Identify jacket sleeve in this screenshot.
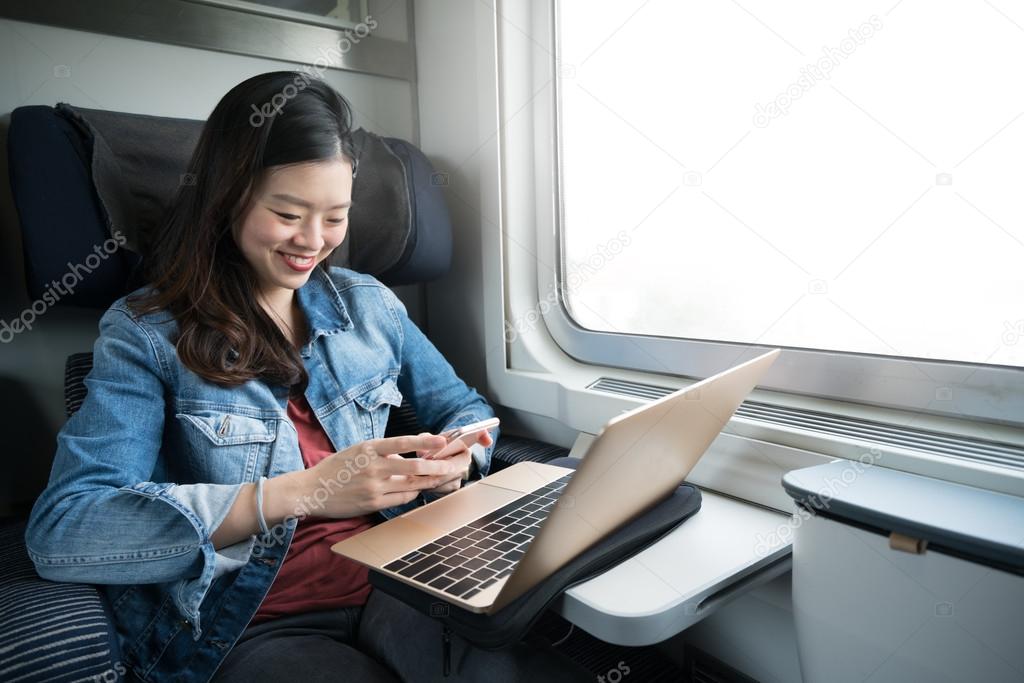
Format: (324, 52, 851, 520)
(382, 287, 499, 476)
(24, 305, 255, 638)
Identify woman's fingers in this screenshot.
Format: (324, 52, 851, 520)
(430, 479, 462, 494)
(382, 454, 456, 478)
(365, 434, 482, 501)
(416, 444, 447, 460)
(377, 453, 460, 492)
(402, 426, 496, 460)
(369, 433, 447, 459)
(382, 471, 455, 493)
(305, 433, 479, 518)
(425, 449, 472, 495)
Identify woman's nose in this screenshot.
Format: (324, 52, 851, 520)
(293, 221, 325, 252)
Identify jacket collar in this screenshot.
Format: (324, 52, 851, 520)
(295, 265, 353, 355)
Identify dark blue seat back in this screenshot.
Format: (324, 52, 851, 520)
(8, 106, 141, 308)
(7, 104, 454, 309)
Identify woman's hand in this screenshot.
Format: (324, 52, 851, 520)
(414, 429, 494, 496)
(268, 434, 457, 521)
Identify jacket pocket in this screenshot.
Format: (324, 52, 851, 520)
(351, 376, 403, 440)
(175, 409, 277, 483)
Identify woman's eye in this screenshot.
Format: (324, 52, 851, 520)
(273, 210, 345, 225)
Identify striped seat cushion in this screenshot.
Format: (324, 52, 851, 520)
(490, 435, 571, 472)
(63, 353, 94, 418)
(0, 520, 120, 682)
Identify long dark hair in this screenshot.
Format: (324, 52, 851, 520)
(127, 71, 355, 391)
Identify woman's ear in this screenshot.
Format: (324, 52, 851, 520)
(228, 221, 244, 252)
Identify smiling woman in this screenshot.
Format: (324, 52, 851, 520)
(22, 71, 586, 683)
(123, 72, 361, 389)
(232, 159, 355, 345)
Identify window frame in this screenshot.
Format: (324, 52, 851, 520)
(460, 0, 1024, 501)
(540, 0, 1024, 429)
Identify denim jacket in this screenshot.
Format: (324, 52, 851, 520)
(24, 265, 498, 682)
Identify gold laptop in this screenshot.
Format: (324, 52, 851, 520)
(331, 349, 780, 613)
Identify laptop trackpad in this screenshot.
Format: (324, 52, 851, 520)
(405, 481, 524, 531)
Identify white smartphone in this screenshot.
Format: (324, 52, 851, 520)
(415, 418, 499, 460)
(433, 417, 500, 452)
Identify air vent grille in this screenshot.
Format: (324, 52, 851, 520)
(586, 377, 1024, 471)
(587, 376, 670, 401)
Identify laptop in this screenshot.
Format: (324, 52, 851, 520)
(331, 348, 780, 613)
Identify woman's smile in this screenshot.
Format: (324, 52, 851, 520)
(278, 251, 317, 272)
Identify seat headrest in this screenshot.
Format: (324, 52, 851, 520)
(7, 104, 453, 309)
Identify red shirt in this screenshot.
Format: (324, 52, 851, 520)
(251, 393, 376, 623)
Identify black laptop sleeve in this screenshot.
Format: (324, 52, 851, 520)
(368, 459, 702, 675)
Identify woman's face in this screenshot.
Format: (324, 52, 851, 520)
(234, 156, 353, 298)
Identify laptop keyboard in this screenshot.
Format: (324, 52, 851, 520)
(382, 473, 573, 601)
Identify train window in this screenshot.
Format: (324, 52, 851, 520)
(555, 1, 1023, 371)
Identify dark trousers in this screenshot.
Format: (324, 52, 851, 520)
(212, 587, 590, 682)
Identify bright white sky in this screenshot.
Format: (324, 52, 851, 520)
(558, 0, 1024, 368)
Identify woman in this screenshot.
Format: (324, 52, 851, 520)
(24, 72, 588, 682)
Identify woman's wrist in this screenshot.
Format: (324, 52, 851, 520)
(260, 469, 312, 527)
